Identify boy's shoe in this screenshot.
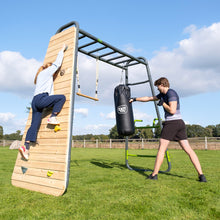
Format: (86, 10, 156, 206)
(199, 174, 207, 182)
(19, 146, 29, 161)
(147, 173, 158, 180)
(47, 116, 60, 125)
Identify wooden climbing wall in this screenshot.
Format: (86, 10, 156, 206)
(11, 26, 77, 196)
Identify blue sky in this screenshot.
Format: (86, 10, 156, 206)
(1, 0, 220, 135)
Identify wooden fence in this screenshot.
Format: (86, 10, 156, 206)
(0, 140, 15, 147)
(72, 137, 220, 150)
(1, 137, 220, 150)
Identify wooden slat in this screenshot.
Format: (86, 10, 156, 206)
(31, 146, 67, 154)
(45, 47, 75, 62)
(11, 26, 76, 196)
(12, 173, 65, 189)
(25, 115, 70, 124)
(28, 138, 69, 146)
(54, 87, 74, 95)
(54, 73, 73, 85)
(11, 180, 65, 196)
(13, 166, 65, 180)
(36, 124, 69, 132)
(36, 132, 69, 140)
(15, 156, 66, 171)
(54, 80, 72, 90)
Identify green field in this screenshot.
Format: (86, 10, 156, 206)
(0, 147, 219, 220)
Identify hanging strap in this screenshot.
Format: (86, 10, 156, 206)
(95, 57, 99, 99)
(120, 68, 124, 84)
(76, 57, 99, 101)
(119, 62, 126, 84)
(76, 60, 81, 94)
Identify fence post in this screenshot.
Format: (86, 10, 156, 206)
(84, 139, 86, 148)
(96, 139, 98, 148)
(141, 138, 144, 149)
(72, 140, 74, 148)
(110, 139, 112, 149)
(205, 136, 208, 150)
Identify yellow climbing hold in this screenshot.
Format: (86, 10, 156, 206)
(54, 125, 61, 132)
(47, 171, 54, 177)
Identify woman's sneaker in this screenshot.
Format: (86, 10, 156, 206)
(47, 116, 60, 125)
(19, 146, 29, 161)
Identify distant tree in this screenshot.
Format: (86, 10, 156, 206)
(72, 123, 219, 141)
(26, 103, 31, 113)
(154, 122, 162, 138)
(72, 134, 109, 141)
(139, 127, 154, 139)
(205, 125, 215, 137)
(72, 134, 93, 140)
(133, 126, 154, 139)
(99, 134, 109, 140)
(93, 134, 109, 140)
(0, 126, 3, 139)
(186, 124, 208, 137)
(109, 125, 124, 139)
(213, 124, 220, 137)
(4, 130, 22, 140)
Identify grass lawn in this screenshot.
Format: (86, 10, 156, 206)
(0, 147, 219, 220)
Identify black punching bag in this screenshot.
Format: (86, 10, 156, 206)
(114, 84, 135, 136)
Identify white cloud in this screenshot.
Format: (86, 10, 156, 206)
(0, 112, 26, 134)
(122, 43, 142, 54)
(150, 22, 220, 97)
(133, 109, 153, 123)
(2, 22, 220, 103)
(0, 112, 15, 123)
(0, 51, 41, 98)
(74, 108, 88, 117)
(77, 22, 220, 102)
(100, 111, 115, 120)
(85, 124, 113, 134)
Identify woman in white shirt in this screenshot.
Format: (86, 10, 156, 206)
(19, 44, 67, 160)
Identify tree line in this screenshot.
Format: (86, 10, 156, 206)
(1, 123, 220, 141)
(73, 123, 220, 140)
(0, 126, 23, 140)
(107, 123, 220, 139)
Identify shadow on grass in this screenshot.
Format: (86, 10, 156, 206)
(90, 159, 188, 180)
(90, 159, 152, 178)
(90, 159, 127, 170)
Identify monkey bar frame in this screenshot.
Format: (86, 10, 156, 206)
(56, 21, 171, 175)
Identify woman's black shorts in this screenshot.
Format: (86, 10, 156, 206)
(160, 119, 187, 141)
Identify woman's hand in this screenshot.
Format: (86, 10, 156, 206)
(62, 43, 68, 52)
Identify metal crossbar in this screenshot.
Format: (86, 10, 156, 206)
(127, 80, 150, 86)
(78, 29, 147, 70)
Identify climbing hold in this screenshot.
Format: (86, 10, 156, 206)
(54, 125, 61, 132)
(47, 171, 54, 177)
(60, 69, 65, 76)
(21, 166, 28, 174)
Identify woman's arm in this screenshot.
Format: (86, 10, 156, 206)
(49, 44, 67, 76)
(53, 45, 66, 68)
